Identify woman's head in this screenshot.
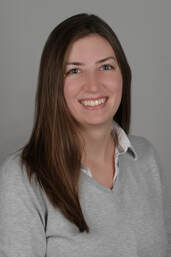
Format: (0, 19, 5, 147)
(37, 13, 131, 134)
(63, 33, 123, 130)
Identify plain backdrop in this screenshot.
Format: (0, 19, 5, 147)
(0, 0, 170, 222)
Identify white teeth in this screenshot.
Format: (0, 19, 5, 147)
(81, 98, 106, 106)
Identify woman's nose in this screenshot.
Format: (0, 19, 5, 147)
(84, 71, 100, 92)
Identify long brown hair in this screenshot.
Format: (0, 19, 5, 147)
(21, 13, 132, 233)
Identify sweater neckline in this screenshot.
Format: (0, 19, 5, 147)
(80, 168, 120, 195)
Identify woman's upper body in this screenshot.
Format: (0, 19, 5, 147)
(0, 122, 168, 257)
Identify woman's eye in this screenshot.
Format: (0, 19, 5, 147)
(100, 64, 114, 71)
(65, 68, 80, 76)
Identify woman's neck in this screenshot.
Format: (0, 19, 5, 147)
(80, 124, 115, 165)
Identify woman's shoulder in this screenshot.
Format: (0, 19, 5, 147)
(0, 151, 47, 217)
(0, 152, 24, 183)
(128, 134, 160, 162)
(128, 134, 154, 150)
(0, 151, 33, 187)
(127, 134, 166, 185)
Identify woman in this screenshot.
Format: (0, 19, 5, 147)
(0, 13, 168, 256)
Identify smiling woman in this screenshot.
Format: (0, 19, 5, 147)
(0, 13, 168, 257)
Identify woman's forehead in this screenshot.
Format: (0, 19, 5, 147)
(65, 34, 115, 63)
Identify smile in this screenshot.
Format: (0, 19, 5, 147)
(80, 97, 107, 107)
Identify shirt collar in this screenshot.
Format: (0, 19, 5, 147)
(111, 120, 138, 160)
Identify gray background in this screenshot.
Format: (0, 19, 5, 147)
(0, 0, 170, 224)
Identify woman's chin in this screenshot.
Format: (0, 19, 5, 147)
(79, 117, 113, 129)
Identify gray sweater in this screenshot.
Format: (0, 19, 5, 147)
(0, 135, 169, 257)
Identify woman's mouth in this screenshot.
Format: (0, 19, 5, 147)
(79, 97, 108, 109)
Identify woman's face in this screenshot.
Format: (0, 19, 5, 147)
(63, 34, 123, 130)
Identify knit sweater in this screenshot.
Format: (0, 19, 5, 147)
(0, 135, 168, 257)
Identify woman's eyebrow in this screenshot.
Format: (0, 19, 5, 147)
(96, 56, 115, 64)
(65, 56, 115, 66)
(65, 61, 85, 66)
